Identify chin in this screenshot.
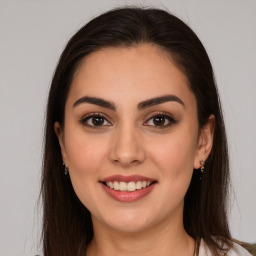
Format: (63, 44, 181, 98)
(108, 220, 153, 233)
(99, 209, 157, 233)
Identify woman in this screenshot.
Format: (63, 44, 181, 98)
(41, 7, 252, 256)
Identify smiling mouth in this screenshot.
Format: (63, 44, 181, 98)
(102, 181, 155, 192)
(100, 175, 157, 202)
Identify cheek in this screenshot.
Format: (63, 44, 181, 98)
(149, 133, 197, 174)
(148, 132, 197, 208)
(65, 129, 108, 175)
(64, 131, 109, 210)
(147, 128, 198, 205)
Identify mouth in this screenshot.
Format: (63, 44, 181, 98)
(99, 175, 157, 202)
(102, 180, 156, 192)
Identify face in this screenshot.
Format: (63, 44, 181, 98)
(55, 44, 213, 233)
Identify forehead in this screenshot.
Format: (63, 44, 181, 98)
(68, 44, 195, 108)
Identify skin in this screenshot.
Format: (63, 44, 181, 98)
(55, 44, 214, 256)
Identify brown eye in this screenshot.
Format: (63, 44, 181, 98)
(145, 113, 177, 128)
(81, 114, 111, 128)
(92, 116, 104, 126)
(153, 116, 166, 126)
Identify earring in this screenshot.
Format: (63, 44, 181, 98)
(200, 160, 205, 173)
(63, 162, 68, 175)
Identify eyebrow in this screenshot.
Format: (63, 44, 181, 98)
(73, 94, 185, 110)
(73, 96, 116, 110)
(137, 95, 185, 110)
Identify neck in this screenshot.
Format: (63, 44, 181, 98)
(86, 214, 195, 256)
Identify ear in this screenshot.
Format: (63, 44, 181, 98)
(54, 122, 68, 166)
(193, 115, 215, 169)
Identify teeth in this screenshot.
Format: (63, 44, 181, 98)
(113, 181, 119, 190)
(105, 181, 153, 191)
(127, 182, 136, 192)
(109, 181, 114, 189)
(119, 182, 127, 191)
(136, 181, 142, 190)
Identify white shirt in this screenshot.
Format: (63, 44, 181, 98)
(199, 239, 252, 256)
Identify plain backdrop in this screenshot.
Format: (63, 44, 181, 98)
(0, 0, 255, 255)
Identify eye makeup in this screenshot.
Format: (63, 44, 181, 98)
(79, 110, 178, 130)
(144, 111, 178, 129)
(79, 112, 112, 129)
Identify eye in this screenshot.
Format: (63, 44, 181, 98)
(80, 113, 111, 128)
(144, 112, 176, 128)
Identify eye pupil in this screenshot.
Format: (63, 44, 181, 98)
(153, 116, 165, 126)
(92, 117, 104, 126)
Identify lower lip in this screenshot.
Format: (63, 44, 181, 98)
(101, 183, 156, 202)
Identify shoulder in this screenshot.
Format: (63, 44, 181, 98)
(199, 239, 253, 256)
(229, 242, 253, 256)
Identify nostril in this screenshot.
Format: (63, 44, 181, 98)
(109, 134, 146, 165)
(111, 158, 143, 167)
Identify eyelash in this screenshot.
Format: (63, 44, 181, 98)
(80, 113, 111, 129)
(80, 112, 176, 129)
(144, 112, 177, 128)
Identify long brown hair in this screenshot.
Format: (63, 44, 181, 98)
(41, 7, 232, 256)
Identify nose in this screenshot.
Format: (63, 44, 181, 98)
(109, 124, 146, 167)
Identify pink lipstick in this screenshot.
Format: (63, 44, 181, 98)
(100, 175, 157, 202)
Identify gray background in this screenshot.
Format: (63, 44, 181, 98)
(0, 0, 255, 255)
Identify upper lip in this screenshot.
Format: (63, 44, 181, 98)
(100, 175, 156, 183)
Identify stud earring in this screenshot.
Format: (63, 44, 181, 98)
(63, 162, 68, 175)
(200, 160, 205, 173)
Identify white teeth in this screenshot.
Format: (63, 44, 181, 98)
(105, 181, 153, 191)
(109, 181, 114, 189)
(127, 182, 136, 192)
(119, 182, 127, 191)
(113, 181, 119, 190)
(136, 181, 142, 190)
